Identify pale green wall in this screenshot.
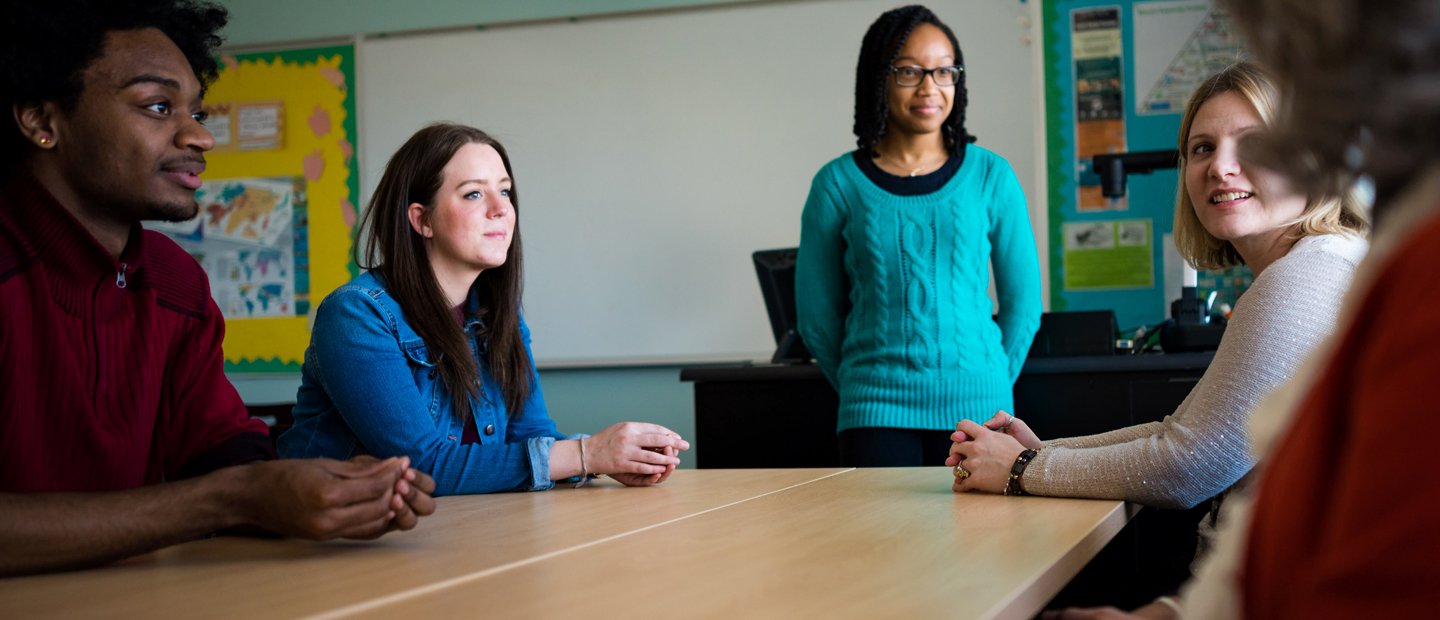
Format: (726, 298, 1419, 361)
(537, 366, 699, 468)
(232, 366, 702, 468)
(218, 0, 761, 47)
(217, 0, 776, 469)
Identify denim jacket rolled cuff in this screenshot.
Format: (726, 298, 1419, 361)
(525, 433, 592, 491)
(526, 436, 558, 491)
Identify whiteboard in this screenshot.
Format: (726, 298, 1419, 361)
(358, 0, 1039, 366)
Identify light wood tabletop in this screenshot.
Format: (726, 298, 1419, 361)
(0, 468, 1130, 619)
(341, 467, 1132, 620)
(0, 468, 849, 619)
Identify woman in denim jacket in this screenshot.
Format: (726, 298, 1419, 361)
(279, 123, 689, 495)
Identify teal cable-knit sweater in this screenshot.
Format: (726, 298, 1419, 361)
(796, 146, 1041, 432)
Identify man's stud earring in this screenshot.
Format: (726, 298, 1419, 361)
(38, 135, 53, 146)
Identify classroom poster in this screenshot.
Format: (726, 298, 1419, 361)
(1072, 7, 1128, 213)
(147, 44, 359, 373)
(1062, 219, 1154, 289)
(148, 177, 311, 319)
(1043, 0, 1244, 330)
(1134, 1, 1244, 115)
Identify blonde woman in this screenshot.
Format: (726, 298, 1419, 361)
(948, 63, 1369, 510)
(1049, 0, 1440, 616)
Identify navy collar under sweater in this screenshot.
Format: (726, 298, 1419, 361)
(851, 148, 963, 196)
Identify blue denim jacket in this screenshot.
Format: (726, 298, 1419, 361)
(277, 271, 573, 495)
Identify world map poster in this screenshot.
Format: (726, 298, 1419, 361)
(149, 177, 311, 320)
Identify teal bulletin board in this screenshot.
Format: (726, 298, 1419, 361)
(1042, 0, 1249, 330)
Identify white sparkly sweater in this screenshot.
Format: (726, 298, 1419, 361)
(1022, 233, 1368, 509)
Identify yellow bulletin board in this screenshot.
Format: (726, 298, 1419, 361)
(174, 44, 358, 373)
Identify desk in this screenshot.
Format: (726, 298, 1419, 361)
(0, 469, 1131, 619)
(681, 353, 1214, 468)
(680, 355, 1213, 607)
(0, 469, 840, 618)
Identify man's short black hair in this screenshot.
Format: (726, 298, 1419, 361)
(0, 0, 229, 175)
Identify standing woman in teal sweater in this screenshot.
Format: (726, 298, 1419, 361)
(796, 5, 1042, 467)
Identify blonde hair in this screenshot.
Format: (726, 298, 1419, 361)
(1172, 62, 1369, 270)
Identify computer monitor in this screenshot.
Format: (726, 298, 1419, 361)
(752, 248, 811, 364)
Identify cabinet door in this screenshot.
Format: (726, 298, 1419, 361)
(694, 379, 839, 468)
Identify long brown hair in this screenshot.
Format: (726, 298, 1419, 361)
(355, 122, 531, 421)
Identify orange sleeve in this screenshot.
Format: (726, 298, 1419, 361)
(1247, 218, 1440, 618)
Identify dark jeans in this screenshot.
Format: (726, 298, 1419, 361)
(838, 427, 954, 467)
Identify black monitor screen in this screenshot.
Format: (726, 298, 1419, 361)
(753, 248, 811, 364)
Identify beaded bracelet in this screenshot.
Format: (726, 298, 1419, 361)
(574, 437, 592, 488)
(1004, 448, 1039, 496)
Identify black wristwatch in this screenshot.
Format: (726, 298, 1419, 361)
(1005, 449, 1040, 496)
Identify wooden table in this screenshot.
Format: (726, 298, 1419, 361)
(0, 469, 1131, 619)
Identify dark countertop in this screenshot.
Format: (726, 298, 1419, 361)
(680, 351, 1216, 382)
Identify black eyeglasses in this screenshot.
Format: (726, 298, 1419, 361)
(890, 64, 963, 87)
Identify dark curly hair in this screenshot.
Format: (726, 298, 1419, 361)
(853, 5, 974, 158)
(1, 0, 228, 175)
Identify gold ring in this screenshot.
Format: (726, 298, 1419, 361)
(954, 465, 971, 479)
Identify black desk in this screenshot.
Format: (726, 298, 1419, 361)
(681, 352, 1213, 468)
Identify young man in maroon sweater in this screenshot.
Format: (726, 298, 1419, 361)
(0, 0, 437, 576)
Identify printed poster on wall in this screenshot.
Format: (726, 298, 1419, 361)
(149, 177, 310, 319)
(1062, 219, 1154, 290)
(1073, 6, 1128, 213)
(142, 43, 359, 373)
(1134, 1, 1244, 115)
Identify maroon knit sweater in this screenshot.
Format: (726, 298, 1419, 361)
(0, 173, 273, 493)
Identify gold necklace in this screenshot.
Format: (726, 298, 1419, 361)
(878, 152, 946, 177)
